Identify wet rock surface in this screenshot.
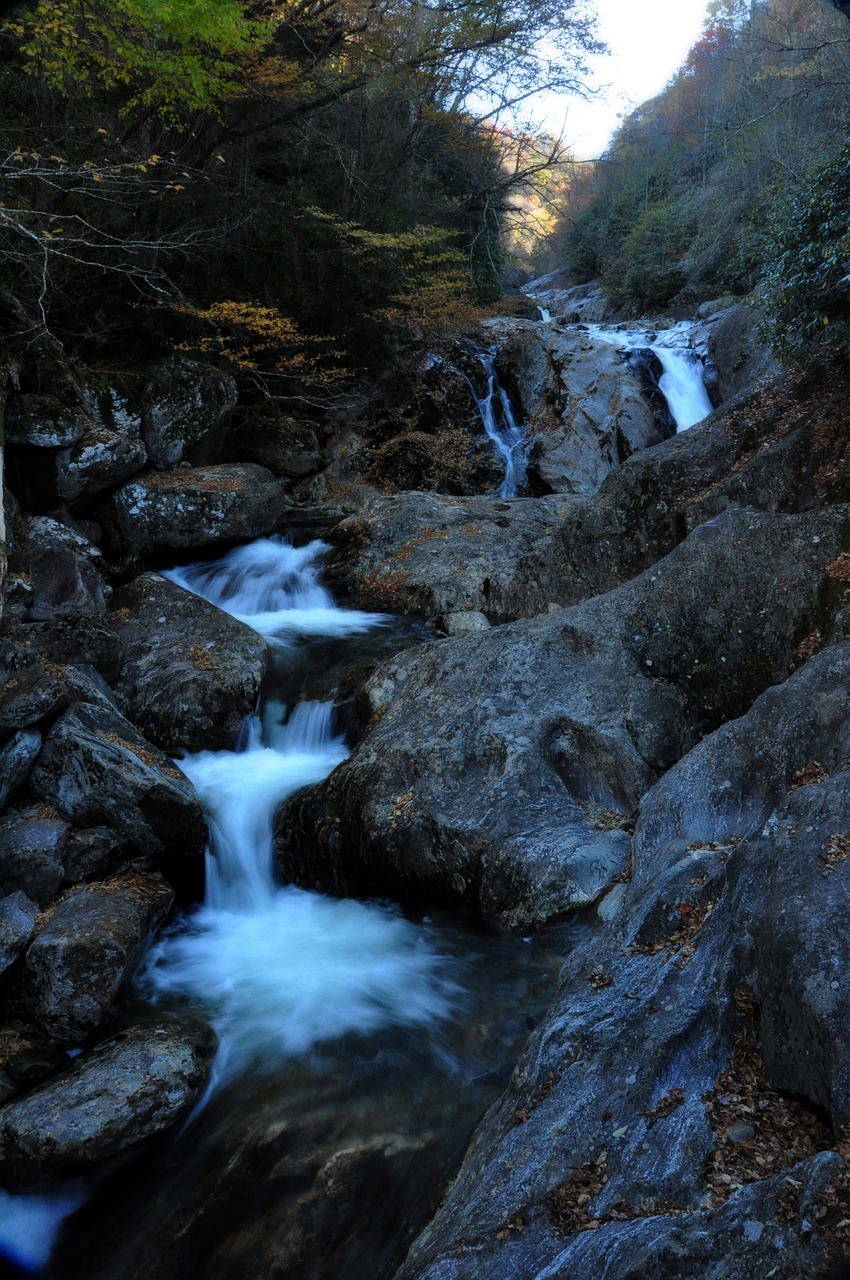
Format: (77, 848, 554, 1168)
(495, 323, 667, 495)
(110, 572, 268, 752)
(0, 1017, 215, 1189)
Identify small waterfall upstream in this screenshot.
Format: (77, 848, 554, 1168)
(143, 539, 456, 1086)
(588, 322, 714, 431)
(470, 353, 527, 497)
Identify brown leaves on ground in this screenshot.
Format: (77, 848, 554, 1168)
(789, 761, 830, 790)
(827, 553, 850, 584)
(630, 899, 716, 964)
(820, 833, 850, 876)
(643, 1088, 686, 1128)
(548, 1152, 686, 1236)
(704, 990, 833, 1208)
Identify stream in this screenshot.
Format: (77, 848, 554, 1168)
(9, 538, 576, 1280)
(0, 300, 714, 1278)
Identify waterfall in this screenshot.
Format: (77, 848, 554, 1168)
(470, 352, 527, 497)
(144, 538, 455, 1086)
(163, 538, 385, 646)
(588, 322, 714, 431)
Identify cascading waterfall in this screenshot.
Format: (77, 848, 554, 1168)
(144, 538, 456, 1087)
(470, 352, 527, 497)
(588, 322, 714, 431)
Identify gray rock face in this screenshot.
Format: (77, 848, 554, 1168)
(526, 279, 613, 325)
(232, 414, 322, 477)
(28, 702, 207, 861)
(11, 873, 174, 1043)
(0, 730, 42, 812)
(328, 491, 577, 623)
(22, 515, 103, 563)
(0, 663, 70, 735)
(0, 812, 69, 907)
(141, 357, 237, 469)
(393, 646, 850, 1280)
(0, 893, 38, 979)
(109, 464, 288, 553)
(0, 1017, 215, 1189)
(525, 328, 667, 494)
(5, 395, 85, 448)
(56, 423, 147, 505)
(282, 508, 849, 928)
(111, 572, 268, 753)
(703, 300, 779, 404)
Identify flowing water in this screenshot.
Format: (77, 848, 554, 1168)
(588, 322, 714, 431)
(470, 352, 527, 497)
(30, 537, 573, 1280)
(148, 539, 457, 1088)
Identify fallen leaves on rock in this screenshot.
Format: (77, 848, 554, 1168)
(630, 898, 716, 964)
(588, 965, 614, 990)
(789, 760, 830, 791)
(643, 1088, 686, 1128)
(704, 990, 833, 1208)
(820, 834, 850, 876)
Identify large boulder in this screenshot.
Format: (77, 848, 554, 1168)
(55, 422, 147, 505)
(4, 395, 85, 449)
(0, 1017, 216, 1189)
(328, 491, 577, 623)
(28, 701, 207, 863)
(141, 357, 237, 469)
(108, 464, 289, 554)
(392, 649, 850, 1280)
(520, 327, 667, 495)
(231, 413, 322, 477)
(10, 872, 174, 1044)
(111, 572, 268, 753)
(281, 507, 850, 928)
(0, 811, 69, 908)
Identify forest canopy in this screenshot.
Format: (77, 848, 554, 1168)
(550, 0, 850, 359)
(0, 0, 598, 395)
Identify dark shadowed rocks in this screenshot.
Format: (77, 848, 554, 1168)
(141, 357, 237, 469)
(111, 572, 268, 753)
(0, 894, 38, 980)
(0, 730, 42, 812)
(391, 646, 850, 1280)
(28, 701, 206, 862)
(10, 872, 174, 1043)
(108, 464, 289, 553)
(0, 812, 69, 907)
(231, 413, 322, 477)
(0, 1017, 216, 1190)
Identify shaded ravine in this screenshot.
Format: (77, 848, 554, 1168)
(37, 539, 576, 1280)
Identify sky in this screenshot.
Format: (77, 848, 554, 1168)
(538, 0, 712, 157)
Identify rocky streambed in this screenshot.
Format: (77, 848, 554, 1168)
(1, 282, 850, 1277)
